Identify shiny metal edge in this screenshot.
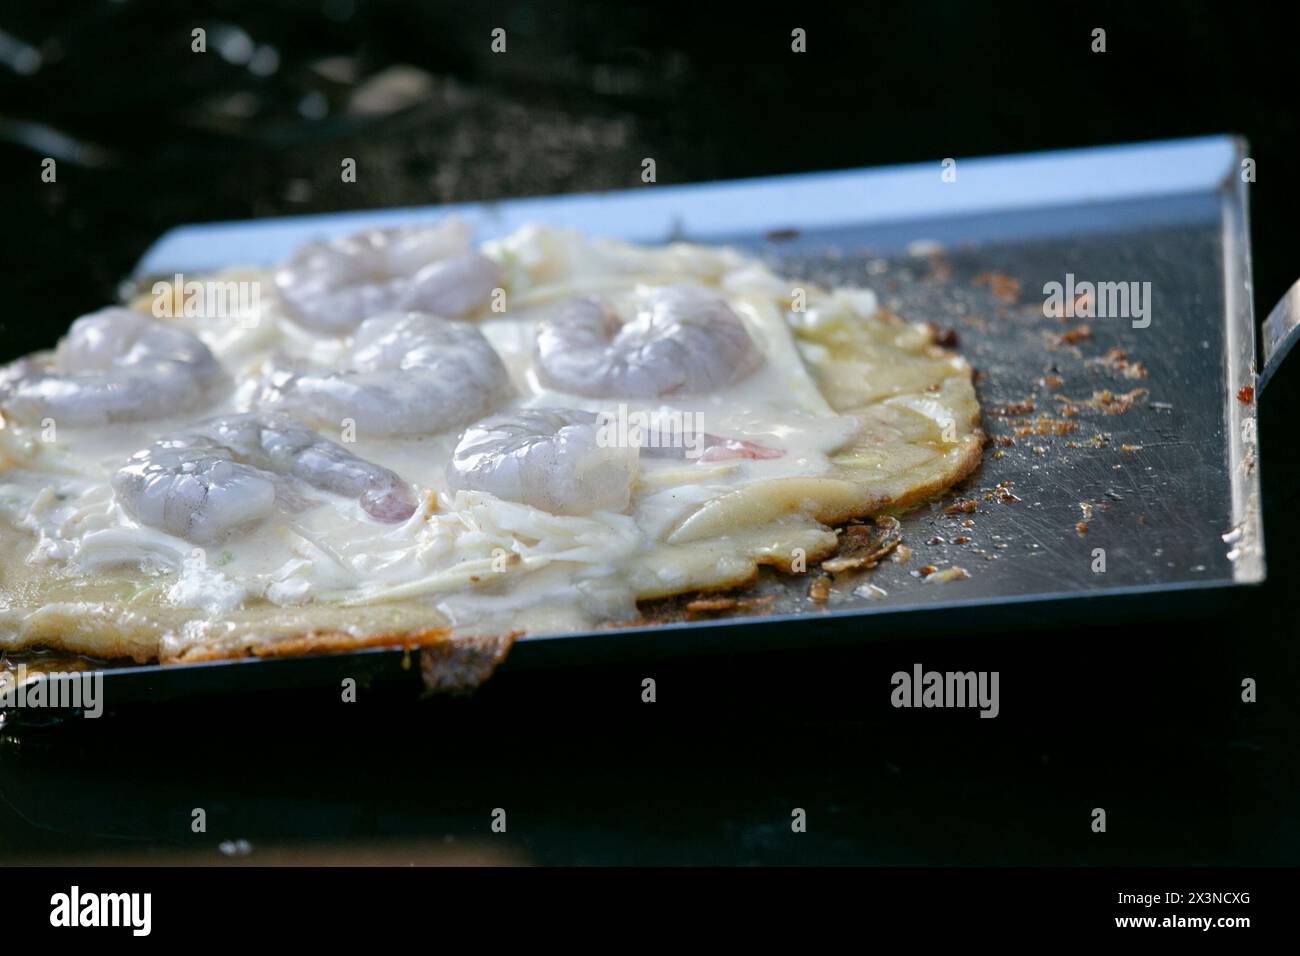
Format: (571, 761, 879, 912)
(1221, 137, 1264, 583)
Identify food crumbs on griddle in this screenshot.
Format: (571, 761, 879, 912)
(1053, 325, 1092, 347)
(821, 515, 903, 573)
(1066, 432, 1111, 450)
(686, 595, 737, 613)
(1041, 374, 1065, 390)
(893, 544, 913, 563)
(990, 399, 1035, 417)
(1051, 389, 1148, 416)
(1097, 387, 1149, 415)
(916, 565, 937, 578)
(1008, 415, 1078, 438)
(953, 535, 971, 544)
(686, 594, 776, 616)
(973, 271, 1021, 304)
(944, 498, 978, 514)
(1076, 522, 1089, 536)
(927, 321, 960, 347)
(808, 575, 832, 602)
(992, 482, 1021, 504)
(1138, 514, 1146, 527)
(1237, 385, 1255, 404)
(1091, 347, 1148, 379)
(928, 535, 946, 545)
(1079, 502, 1094, 521)
(920, 565, 970, 583)
(1120, 443, 1142, 453)
(1052, 395, 1082, 417)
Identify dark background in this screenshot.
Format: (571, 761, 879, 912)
(3, 0, 1299, 354)
(1, 1, 1298, 866)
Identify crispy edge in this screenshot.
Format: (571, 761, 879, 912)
(163, 626, 454, 664)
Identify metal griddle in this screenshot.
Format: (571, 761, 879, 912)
(8, 135, 1292, 705)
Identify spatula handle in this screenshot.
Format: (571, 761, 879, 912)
(1260, 278, 1300, 393)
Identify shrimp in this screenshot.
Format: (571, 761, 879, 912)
(446, 408, 639, 516)
(112, 412, 416, 543)
(274, 219, 501, 334)
(0, 307, 223, 426)
(258, 311, 512, 437)
(533, 285, 763, 398)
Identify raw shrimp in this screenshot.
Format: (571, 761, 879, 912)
(0, 307, 223, 426)
(446, 408, 639, 516)
(533, 285, 763, 398)
(258, 311, 512, 437)
(274, 219, 501, 334)
(112, 412, 416, 543)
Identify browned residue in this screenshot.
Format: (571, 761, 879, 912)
(989, 399, 1036, 417)
(925, 566, 970, 584)
(1090, 347, 1148, 380)
(686, 594, 777, 615)
(420, 632, 516, 696)
(927, 321, 960, 347)
(974, 271, 1021, 303)
(991, 482, 1021, 504)
(821, 515, 903, 574)
(1051, 388, 1148, 416)
(1065, 433, 1110, 450)
(1053, 325, 1092, 348)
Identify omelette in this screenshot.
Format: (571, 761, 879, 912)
(0, 220, 982, 667)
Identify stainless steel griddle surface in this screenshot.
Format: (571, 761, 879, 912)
(4, 140, 1263, 697)
(702, 190, 1259, 620)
